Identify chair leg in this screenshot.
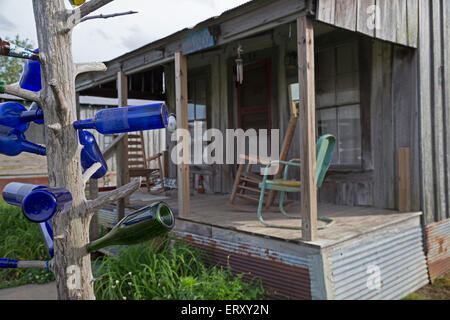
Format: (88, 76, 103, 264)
(230, 164, 245, 204)
(279, 191, 301, 219)
(258, 185, 301, 230)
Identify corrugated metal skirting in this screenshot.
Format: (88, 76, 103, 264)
(426, 218, 450, 280)
(177, 232, 313, 300)
(328, 227, 429, 300)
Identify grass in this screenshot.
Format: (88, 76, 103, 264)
(93, 237, 265, 300)
(0, 200, 55, 289)
(0, 200, 264, 299)
(403, 273, 450, 300)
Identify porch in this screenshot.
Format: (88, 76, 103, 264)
(97, 191, 427, 300)
(99, 191, 422, 248)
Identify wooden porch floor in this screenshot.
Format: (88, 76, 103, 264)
(98, 190, 422, 248)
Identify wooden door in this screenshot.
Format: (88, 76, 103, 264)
(237, 59, 272, 130)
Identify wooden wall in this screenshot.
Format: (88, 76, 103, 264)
(417, 0, 450, 224)
(162, 20, 425, 214)
(316, 0, 419, 47)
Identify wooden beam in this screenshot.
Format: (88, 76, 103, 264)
(398, 148, 411, 212)
(175, 52, 190, 218)
(116, 70, 129, 220)
(297, 16, 317, 241)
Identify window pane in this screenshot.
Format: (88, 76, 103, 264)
(317, 77, 336, 107)
(316, 49, 335, 78)
(338, 105, 361, 165)
(336, 72, 359, 105)
(196, 78, 207, 103)
(196, 104, 206, 120)
(188, 103, 195, 121)
(317, 108, 339, 164)
(336, 44, 358, 74)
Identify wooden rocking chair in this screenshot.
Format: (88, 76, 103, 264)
(229, 109, 298, 210)
(127, 132, 165, 194)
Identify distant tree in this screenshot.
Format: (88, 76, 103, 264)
(0, 35, 34, 84)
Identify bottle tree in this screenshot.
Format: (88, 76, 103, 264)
(2, 0, 140, 299)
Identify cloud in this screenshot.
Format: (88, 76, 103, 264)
(0, 13, 17, 31)
(2, 0, 252, 62)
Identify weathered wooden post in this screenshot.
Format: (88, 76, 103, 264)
(297, 15, 318, 241)
(116, 70, 129, 221)
(174, 52, 190, 218)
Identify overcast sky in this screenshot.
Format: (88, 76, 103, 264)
(0, 0, 251, 62)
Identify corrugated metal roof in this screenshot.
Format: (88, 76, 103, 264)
(328, 227, 429, 300)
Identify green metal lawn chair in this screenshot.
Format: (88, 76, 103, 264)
(257, 134, 336, 230)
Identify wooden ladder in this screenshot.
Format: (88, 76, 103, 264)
(127, 132, 164, 193)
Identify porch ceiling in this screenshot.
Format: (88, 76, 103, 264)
(75, 0, 312, 92)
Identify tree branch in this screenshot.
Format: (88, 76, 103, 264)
(49, 79, 70, 116)
(75, 62, 107, 77)
(82, 162, 102, 185)
(80, 11, 138, 23)
(17, 260, 53, 271)
(1, 84, 41, 104)
(87, 179, 141, 214)
(79, 0, 115, 19)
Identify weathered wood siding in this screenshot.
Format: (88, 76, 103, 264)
(417, 0, 450, 224)
(316, 0, 419, 47)
(318, 38, 420, 211)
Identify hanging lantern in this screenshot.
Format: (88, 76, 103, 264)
(235, 45, 244, 85)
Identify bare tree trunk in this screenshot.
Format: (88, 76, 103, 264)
(3, 0, 142, 300)
(32, 0, 95, 300)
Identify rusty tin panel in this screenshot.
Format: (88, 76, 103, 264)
(328, 227, 429, 300)
(426, 219, 450, 279)
(176, 231, 312, 300)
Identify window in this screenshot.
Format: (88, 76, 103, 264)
(187, 72, 210, 164)
(289, 42, 361, 167)
(188, 76, 208, 125)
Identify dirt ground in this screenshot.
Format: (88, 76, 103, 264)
(405, 273, 450, 300)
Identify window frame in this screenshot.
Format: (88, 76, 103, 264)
(287, 40, 363, 171)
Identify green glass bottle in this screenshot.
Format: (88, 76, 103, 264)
(86, 202, 175, 253)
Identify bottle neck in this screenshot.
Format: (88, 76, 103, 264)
(20, 109, 44, 123)
(73, 118, 95, 130)
(21, 140, 46, 156)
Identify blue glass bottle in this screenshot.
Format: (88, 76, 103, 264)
(0, 124, 46, 156)
(0, 102, 44, 133)
(19, 49, 41, 92)
(79, 130, 108, 179)
(73, 103, 168, 134)
(29, 102, 44, 124)
(0, 259, 19, 269)
(2, 182, 72, 223)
